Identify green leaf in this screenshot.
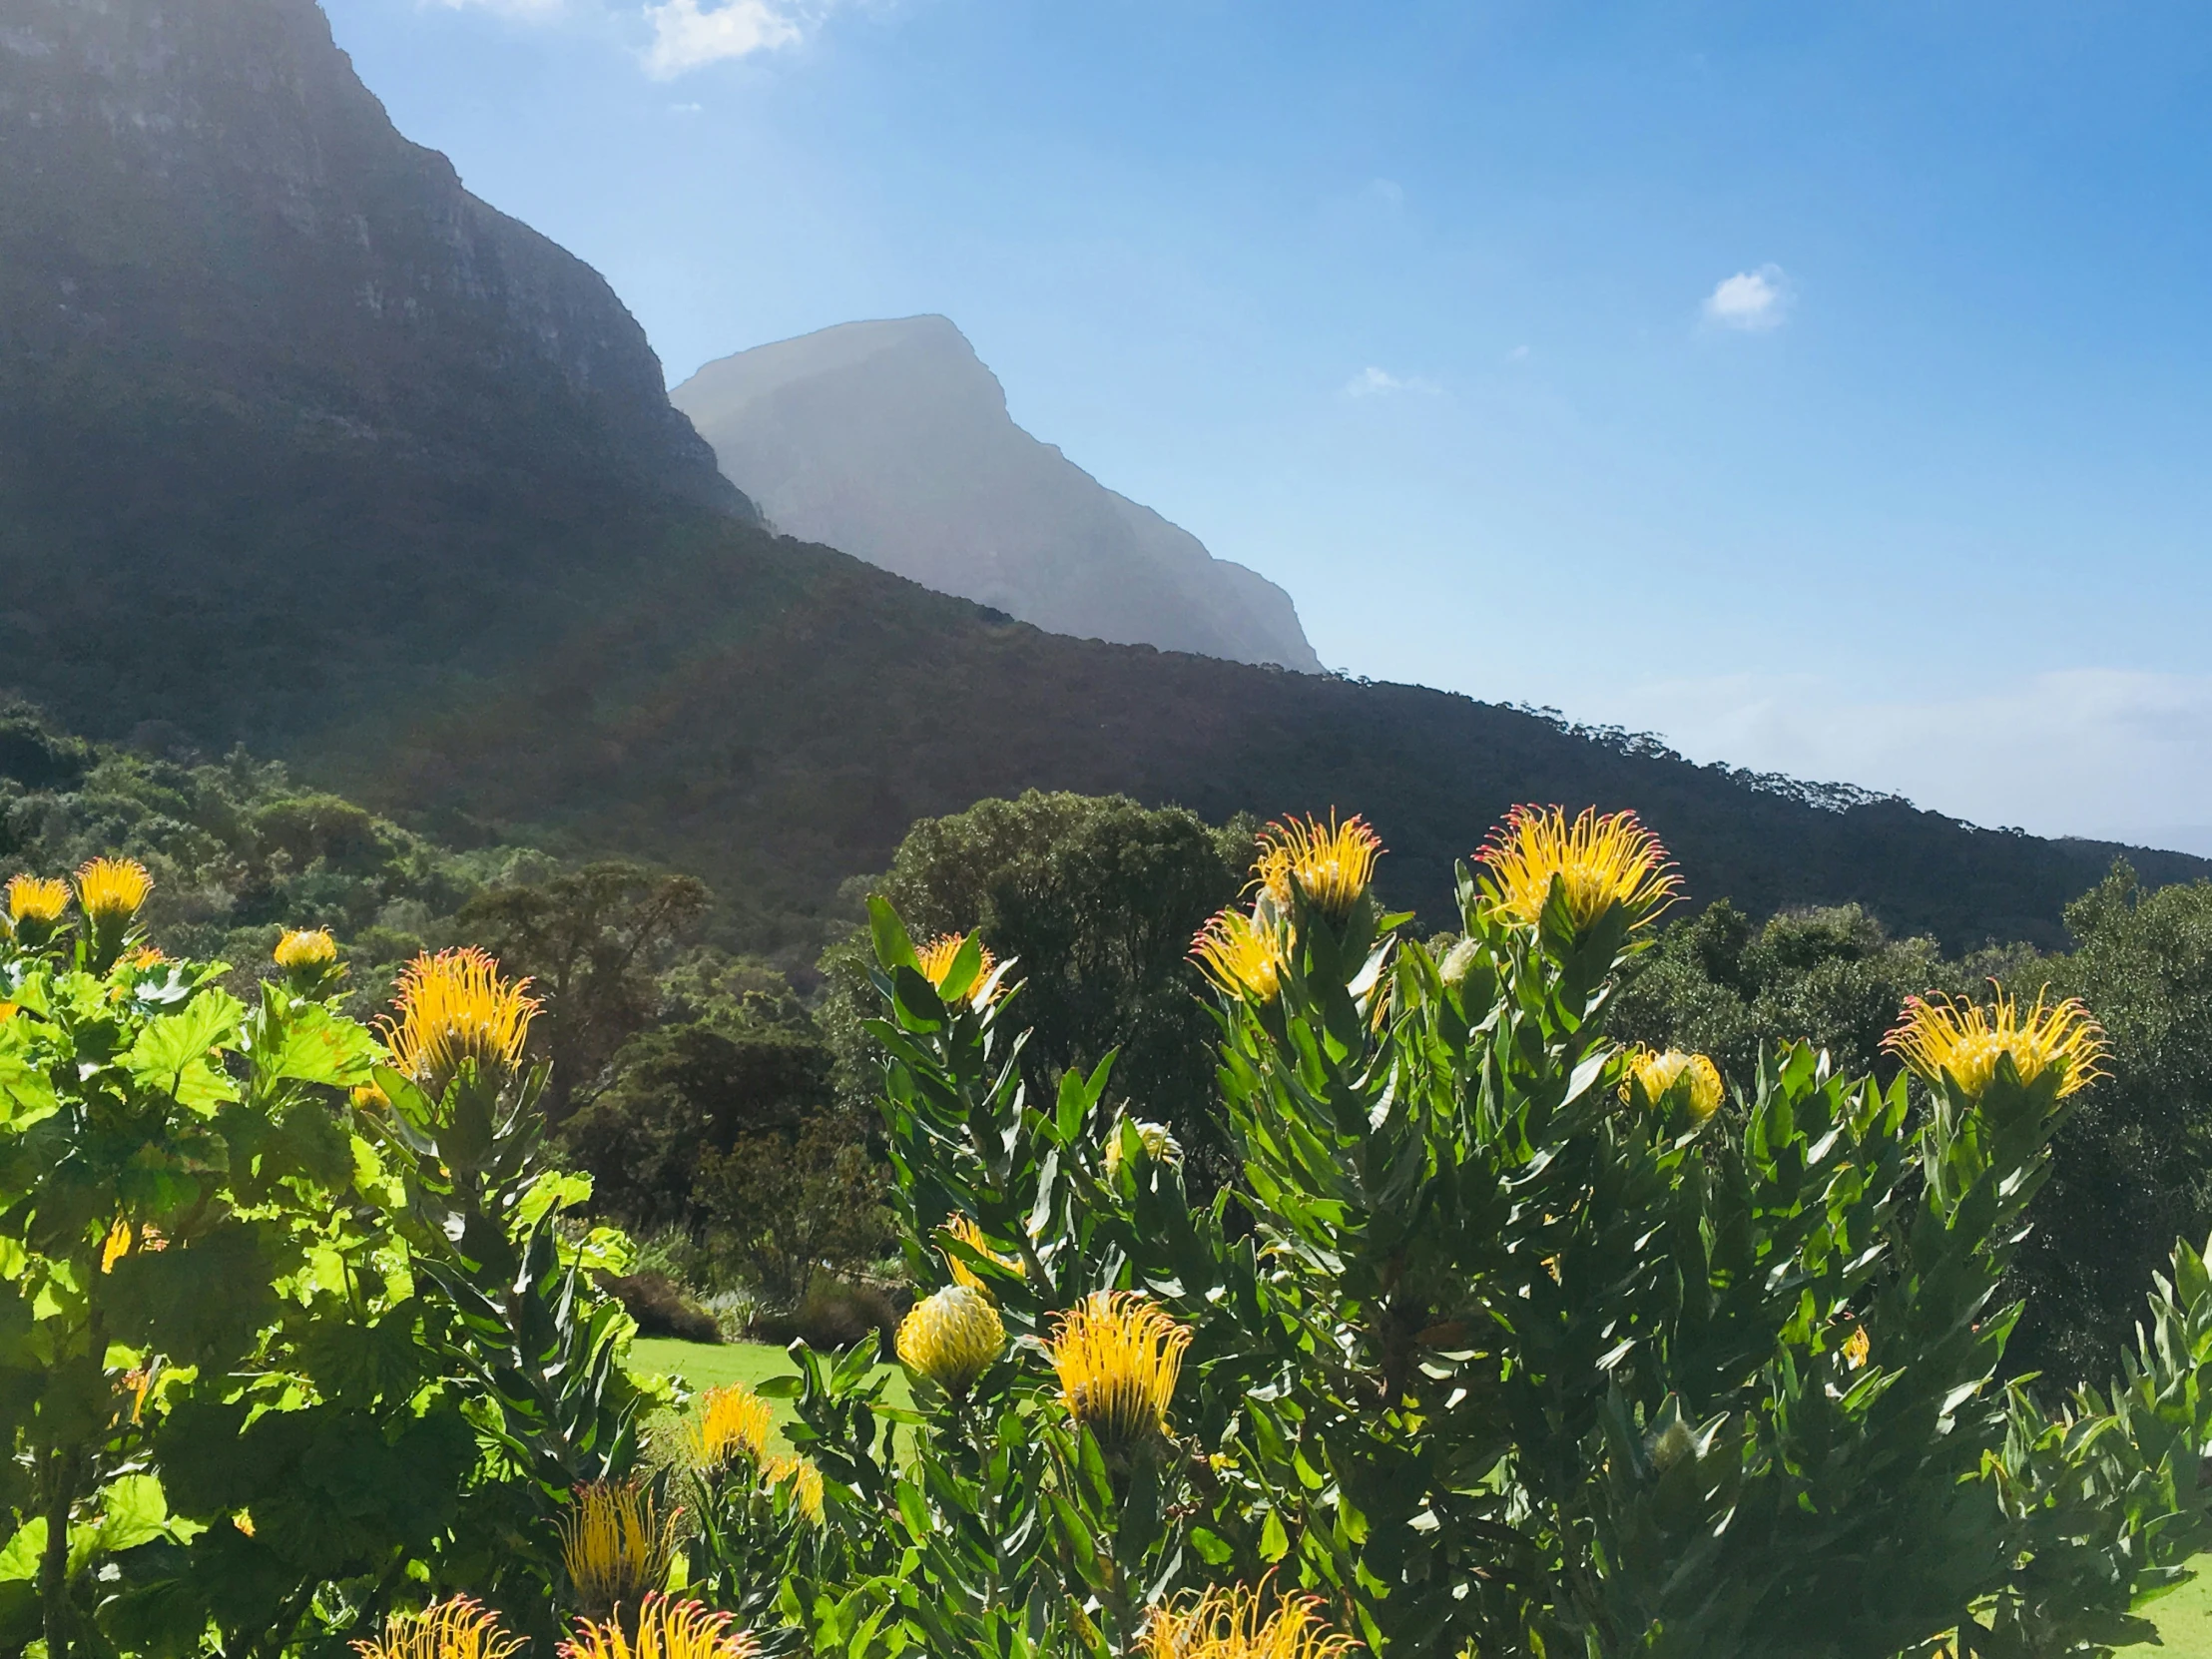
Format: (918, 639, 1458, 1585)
(95, 1472, 173, 1553)
(0, 1518, 42, 1582)
(260, 1002, 378, 1089)
(1260, 1507, 1290, 1562)
(126, 991, 246, 1113)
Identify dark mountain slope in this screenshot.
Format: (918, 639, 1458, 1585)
(322, 530, 2204, 956)
(1, 0, 2199, 962)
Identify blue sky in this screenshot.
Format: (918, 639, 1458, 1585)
(322, 0, 2212, 851)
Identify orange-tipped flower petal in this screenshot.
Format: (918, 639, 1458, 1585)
(1191, 907, 1288, 1002)
(1047, 1291, 1191, 1450)
(1141, 1580, 1359, 1659)
(379, 946, 539, 1098)
(76, 856, 153, 924)
(560, 1594, 760, 1659)
(1254, 813, 1383, 921)
(1884, 988, 2107, 1100)
(5, 874, 69, 925)
(1476, 806, 1678, 933)
(914, 931, 1000, 1005)
(1620, 1047, 1724, 1123)
(352, 1596, 524, 1659)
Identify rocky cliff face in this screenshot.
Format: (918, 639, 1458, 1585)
(673, 316, 1321, 671)
(0, 0, 742, 511)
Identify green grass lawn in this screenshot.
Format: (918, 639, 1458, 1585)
(634, 1335, 2212, 1652)
(629, 1336, 911, 1454)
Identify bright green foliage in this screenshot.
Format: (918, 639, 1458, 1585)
(815, 838, 2212, 1659)
(0, 874, 656, 1657)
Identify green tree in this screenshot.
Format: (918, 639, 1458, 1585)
(457, 861, 710, 1124)
(824, 791, 1249, 1178)
(559, 1018, 834, 1234)
(2011, 866, 2212, 1382)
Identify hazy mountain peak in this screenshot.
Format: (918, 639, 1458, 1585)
(673, 318, 1324, 672)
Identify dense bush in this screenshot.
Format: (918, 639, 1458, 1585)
(14, 793, 2212, 1659)
(1613, 874, 2212, 1386)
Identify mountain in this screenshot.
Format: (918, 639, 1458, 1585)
(1, 0, 2203, 968)
(672, 317, 1324, 672)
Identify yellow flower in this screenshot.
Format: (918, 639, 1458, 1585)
(1620, 1047, 1724, 1124)
(896, 1284, 1004, 1395)
(352, 1081, 391, 1111)
(126, 945, 168, 969)
(1191, 907, 1288, 1002)
(940, 1215, 1022, 1291)
(101, 1219, 133, 1274)
(914, 930, 1000, 1004)
(559, 1595, 760, 1659)
(6, 874, 69, 925)
(1105, 1119, 1183, 1177)
(1141, 1581, 1357, 1659)
(558, 1478, 677, 1618)
(764, 1453, 825, 1523)
(1475, 806, 1679, 934)
(1047, 1291, 1191, 1451)
(379, 947, 540, 1098)
(1842, 1327, 1871, 1370)
(352, 1596, 524, 1659)
(1254, 813, 1383, 922)
(275, 927, 338, 970)
(76, 856, 154, 924)
(690, 1382, 775, 1469)
(1883, 989, 2107, 1100)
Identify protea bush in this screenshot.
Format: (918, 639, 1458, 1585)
(9, 803, 2212, 1659)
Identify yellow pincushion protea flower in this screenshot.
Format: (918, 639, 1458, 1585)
(940, 1214, 1022, 1290)
(1842, 1326, 1871, 1370)
(914, 930, 1000, 1005)
(765, 1452, 826, 1523)
(380, 946, 540, 1098)
(1475, 806, 1679, 934)
(1141, 1581, 1357, 1659)
(1620, 1047, 1725, 1124)
(896, 1284, 1004, 1395)
(558, 1478, 678, 1618)
(1105, 1118, 1184, 1177)
(1191, 907, 1288, 1002)
(560, 1595, 760, 1659)
(690, 1382, 775, 1469)
(275, 927, 338, 970)
(352, 1596, 523, 1659)
(1884, 989, 2107, 1100)
(1047, 1291, 1191, 1451)
(6, 873, 69, 925)
(1254, 813, 1383, 922)
(76, 856, 154, 923)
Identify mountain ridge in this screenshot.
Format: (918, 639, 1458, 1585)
(0, 0, 2202, 969)
(673, 315, 1323, 671)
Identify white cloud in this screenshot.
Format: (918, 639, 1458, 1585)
(1344, 365, 1440, 398)
(1609, 669, 2212, 848)
(1702, 264, 1791, 331)
(1505, 344, 1530, 362)
(1364, 179, 1405, 211)
(641, 0, 806, 77)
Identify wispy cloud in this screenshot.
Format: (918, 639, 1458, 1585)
(1344, 365, 1441, 398)
(641, 0, 807, 77)
(1612, 669, 2212, 845)
(1702, 264, 1791, 332)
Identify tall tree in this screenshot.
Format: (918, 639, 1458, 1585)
(826, 791, 1250, 1178)
(457, 860, 709, 1122)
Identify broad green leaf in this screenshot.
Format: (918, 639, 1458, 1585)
(126, 991, 246, 1113)
(260, 1002, 379, 1089)
(0, 1518, 41, 1581)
